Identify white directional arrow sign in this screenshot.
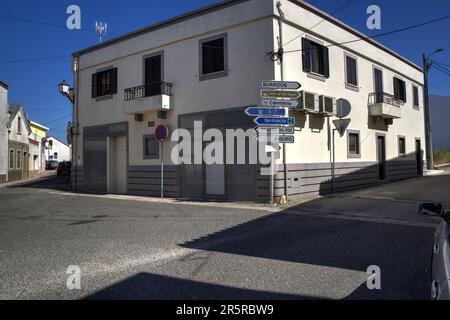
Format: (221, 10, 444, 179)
(257, 135, 295, 144)
(261, 90, 301, 100)
(256, 126, 295, 135)
(261, 81, 301, 90)
(261, 99, 301, 109)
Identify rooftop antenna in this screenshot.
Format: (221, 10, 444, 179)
(95, 21, 108, 43)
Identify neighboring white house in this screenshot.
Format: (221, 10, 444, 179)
(430, 95, 450, 152)
(71, 0, 425, 202)
(45, 136, 71, 162)
(0, 81, 8, 183)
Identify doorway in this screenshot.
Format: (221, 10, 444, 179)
(107, 136, 127, 194)
(377, 135, 386, 180)
(144, 53, 162, 97)
(416, 139, 423, 176)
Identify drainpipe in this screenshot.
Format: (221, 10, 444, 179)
(276, 1, 288, 203)
(73, 55, 80, 192)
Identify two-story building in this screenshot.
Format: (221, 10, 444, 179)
(45, 136, 71, 162)
(0, 81, 9, 183)
(29, 121, 49, 177)
(71, 0, 425, 202)
(7, 104, 31, 182)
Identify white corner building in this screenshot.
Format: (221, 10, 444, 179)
(70, 0, 425, 202)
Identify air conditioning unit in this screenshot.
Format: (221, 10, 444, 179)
(299, 91, 319, 113)
(319, 95, 336, 115)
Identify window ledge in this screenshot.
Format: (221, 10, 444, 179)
(413, 106, 420, 111)
(95, 94, 114, 102)
(199, 69, 229, 82)
(345, 83, 359, 92)
(348, 153, 361, 159)
(307, 72, 326, 82)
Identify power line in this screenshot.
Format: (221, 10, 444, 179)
(432, 64, 450, 77)
(0, 54, 70, 64)
(283, 13, 450, 54)
(42, 113, 72, 126)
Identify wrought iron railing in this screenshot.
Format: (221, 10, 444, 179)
(368, 92, 403, 107)
(124, 82, 173, 101)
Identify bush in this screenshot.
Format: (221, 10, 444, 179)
(434, 149, 450, 165)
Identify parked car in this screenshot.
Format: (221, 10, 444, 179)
(46, 160, 59, 170)
(419, 202, 450, 300)
(56, 161, 72, 177)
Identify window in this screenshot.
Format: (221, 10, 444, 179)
(199, 34, 228, 80)
(9, 150, 14, 169)
(143, 135, 159, 159)
(347, 131, 361, 158)
(398, 137, 406, 156)
(345, 54, 358, 88)
(53, 152, 58, 160)
(16, 150, 21, 169)
(92, 67, 118, 98)
(393, 77, 407, 102)
(413, 85, 420, 108)
(302, 38, 330, 78)
(18, 116, 22, 134)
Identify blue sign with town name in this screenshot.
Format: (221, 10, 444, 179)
(245, 107, 286, 117)
(254, 117, 295, 126)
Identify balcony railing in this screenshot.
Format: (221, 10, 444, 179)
(368, 92, 403, 107)
(124, 82, 173, 101)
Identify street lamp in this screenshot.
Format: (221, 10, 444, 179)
(58, 80, 74, 103)
(423, 48, 444, 170)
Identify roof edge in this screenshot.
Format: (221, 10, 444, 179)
(0, 80, 9, 90)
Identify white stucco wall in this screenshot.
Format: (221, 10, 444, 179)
(46, 137, 71, 162)
(0, 86, 8, 176)
(8, 111, 30, 145)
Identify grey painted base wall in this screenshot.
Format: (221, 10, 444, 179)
(73, 160, 420, 203)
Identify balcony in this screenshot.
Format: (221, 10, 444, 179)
(123, 82, 173, 115)
(368, 92, 402, 119)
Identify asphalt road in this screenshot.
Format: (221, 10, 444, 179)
(0, 174, 448, 300)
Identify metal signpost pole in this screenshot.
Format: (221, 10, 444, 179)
(161, 141, 164, 199)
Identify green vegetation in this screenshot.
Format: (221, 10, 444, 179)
(434, 149, 450, 165)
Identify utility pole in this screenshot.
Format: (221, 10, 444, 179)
(423, 53, 434, 170)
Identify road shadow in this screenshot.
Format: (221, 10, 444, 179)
(84, 272, 319, 300)
(9, 175, 72, 192)
(180, 210, 434, 299)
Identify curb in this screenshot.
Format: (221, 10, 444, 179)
(0, 172, 55, 188)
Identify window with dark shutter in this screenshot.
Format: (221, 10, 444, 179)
(345, 55, 358, 87)
(302, 38, 329, 78)
(413, 85, 419, 107)
(143, 135, 159, 159)
(398, 137, 406, 155)
(393, 77, 406, 102)
(202, 38, 224, 75)
(91, 67, 118, 98)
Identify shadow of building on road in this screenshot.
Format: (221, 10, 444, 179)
(84, 272, 317, 300)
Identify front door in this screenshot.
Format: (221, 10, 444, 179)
(377, 135, 386, 180)
(144, 54, 162, 97)
(107, 136, 127, 194)
(416, 139, 423, 176)
(204, 136, 225, 199)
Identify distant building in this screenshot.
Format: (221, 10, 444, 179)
(0, 81, 8, 183)
(7, 104, 31, 182)
(430, 95, 450, 152)
(45, 136, 71, 162)
(29, 121, 49, 176)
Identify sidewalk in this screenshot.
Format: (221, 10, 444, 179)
(0, 171, 55, 188)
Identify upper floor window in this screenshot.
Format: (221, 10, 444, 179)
(393, 77, 406, 103)
(18, 116, 22, 134)
(345, 53, 358, 89)
(92, 67, 118, 98)
(302, 38, 330, 78)
(199, 33, 228, 80)
(412, 85, 420, 108)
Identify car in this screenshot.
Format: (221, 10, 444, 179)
(46, 160, 59, 170)
(56, 161, 72, 177)
(419, 202, 450, 300)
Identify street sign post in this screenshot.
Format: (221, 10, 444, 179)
(245, 106, 286, 117)
(256, 126, 295, 135)
(261, 99, 301, 109)
(261, 81, 301, 90)
(155, 124, 169, 199)
(254, 117, 295, 126)
(261, 90, 301, 100)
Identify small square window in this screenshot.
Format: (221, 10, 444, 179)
(348, 131, 361, 158)
(143, 135, 159, 159)
(398, 137, 406, 156)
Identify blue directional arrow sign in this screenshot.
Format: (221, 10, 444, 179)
(254, 117, 295, 126)
(245, 107, 286, 117)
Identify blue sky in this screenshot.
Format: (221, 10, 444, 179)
(1, 0, 450, 142)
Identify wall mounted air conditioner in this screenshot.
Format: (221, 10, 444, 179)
(319, 95, 336, 115)
(299, 91, 319, 113)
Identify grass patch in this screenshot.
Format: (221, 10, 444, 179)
(434, 149, 450, 165)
